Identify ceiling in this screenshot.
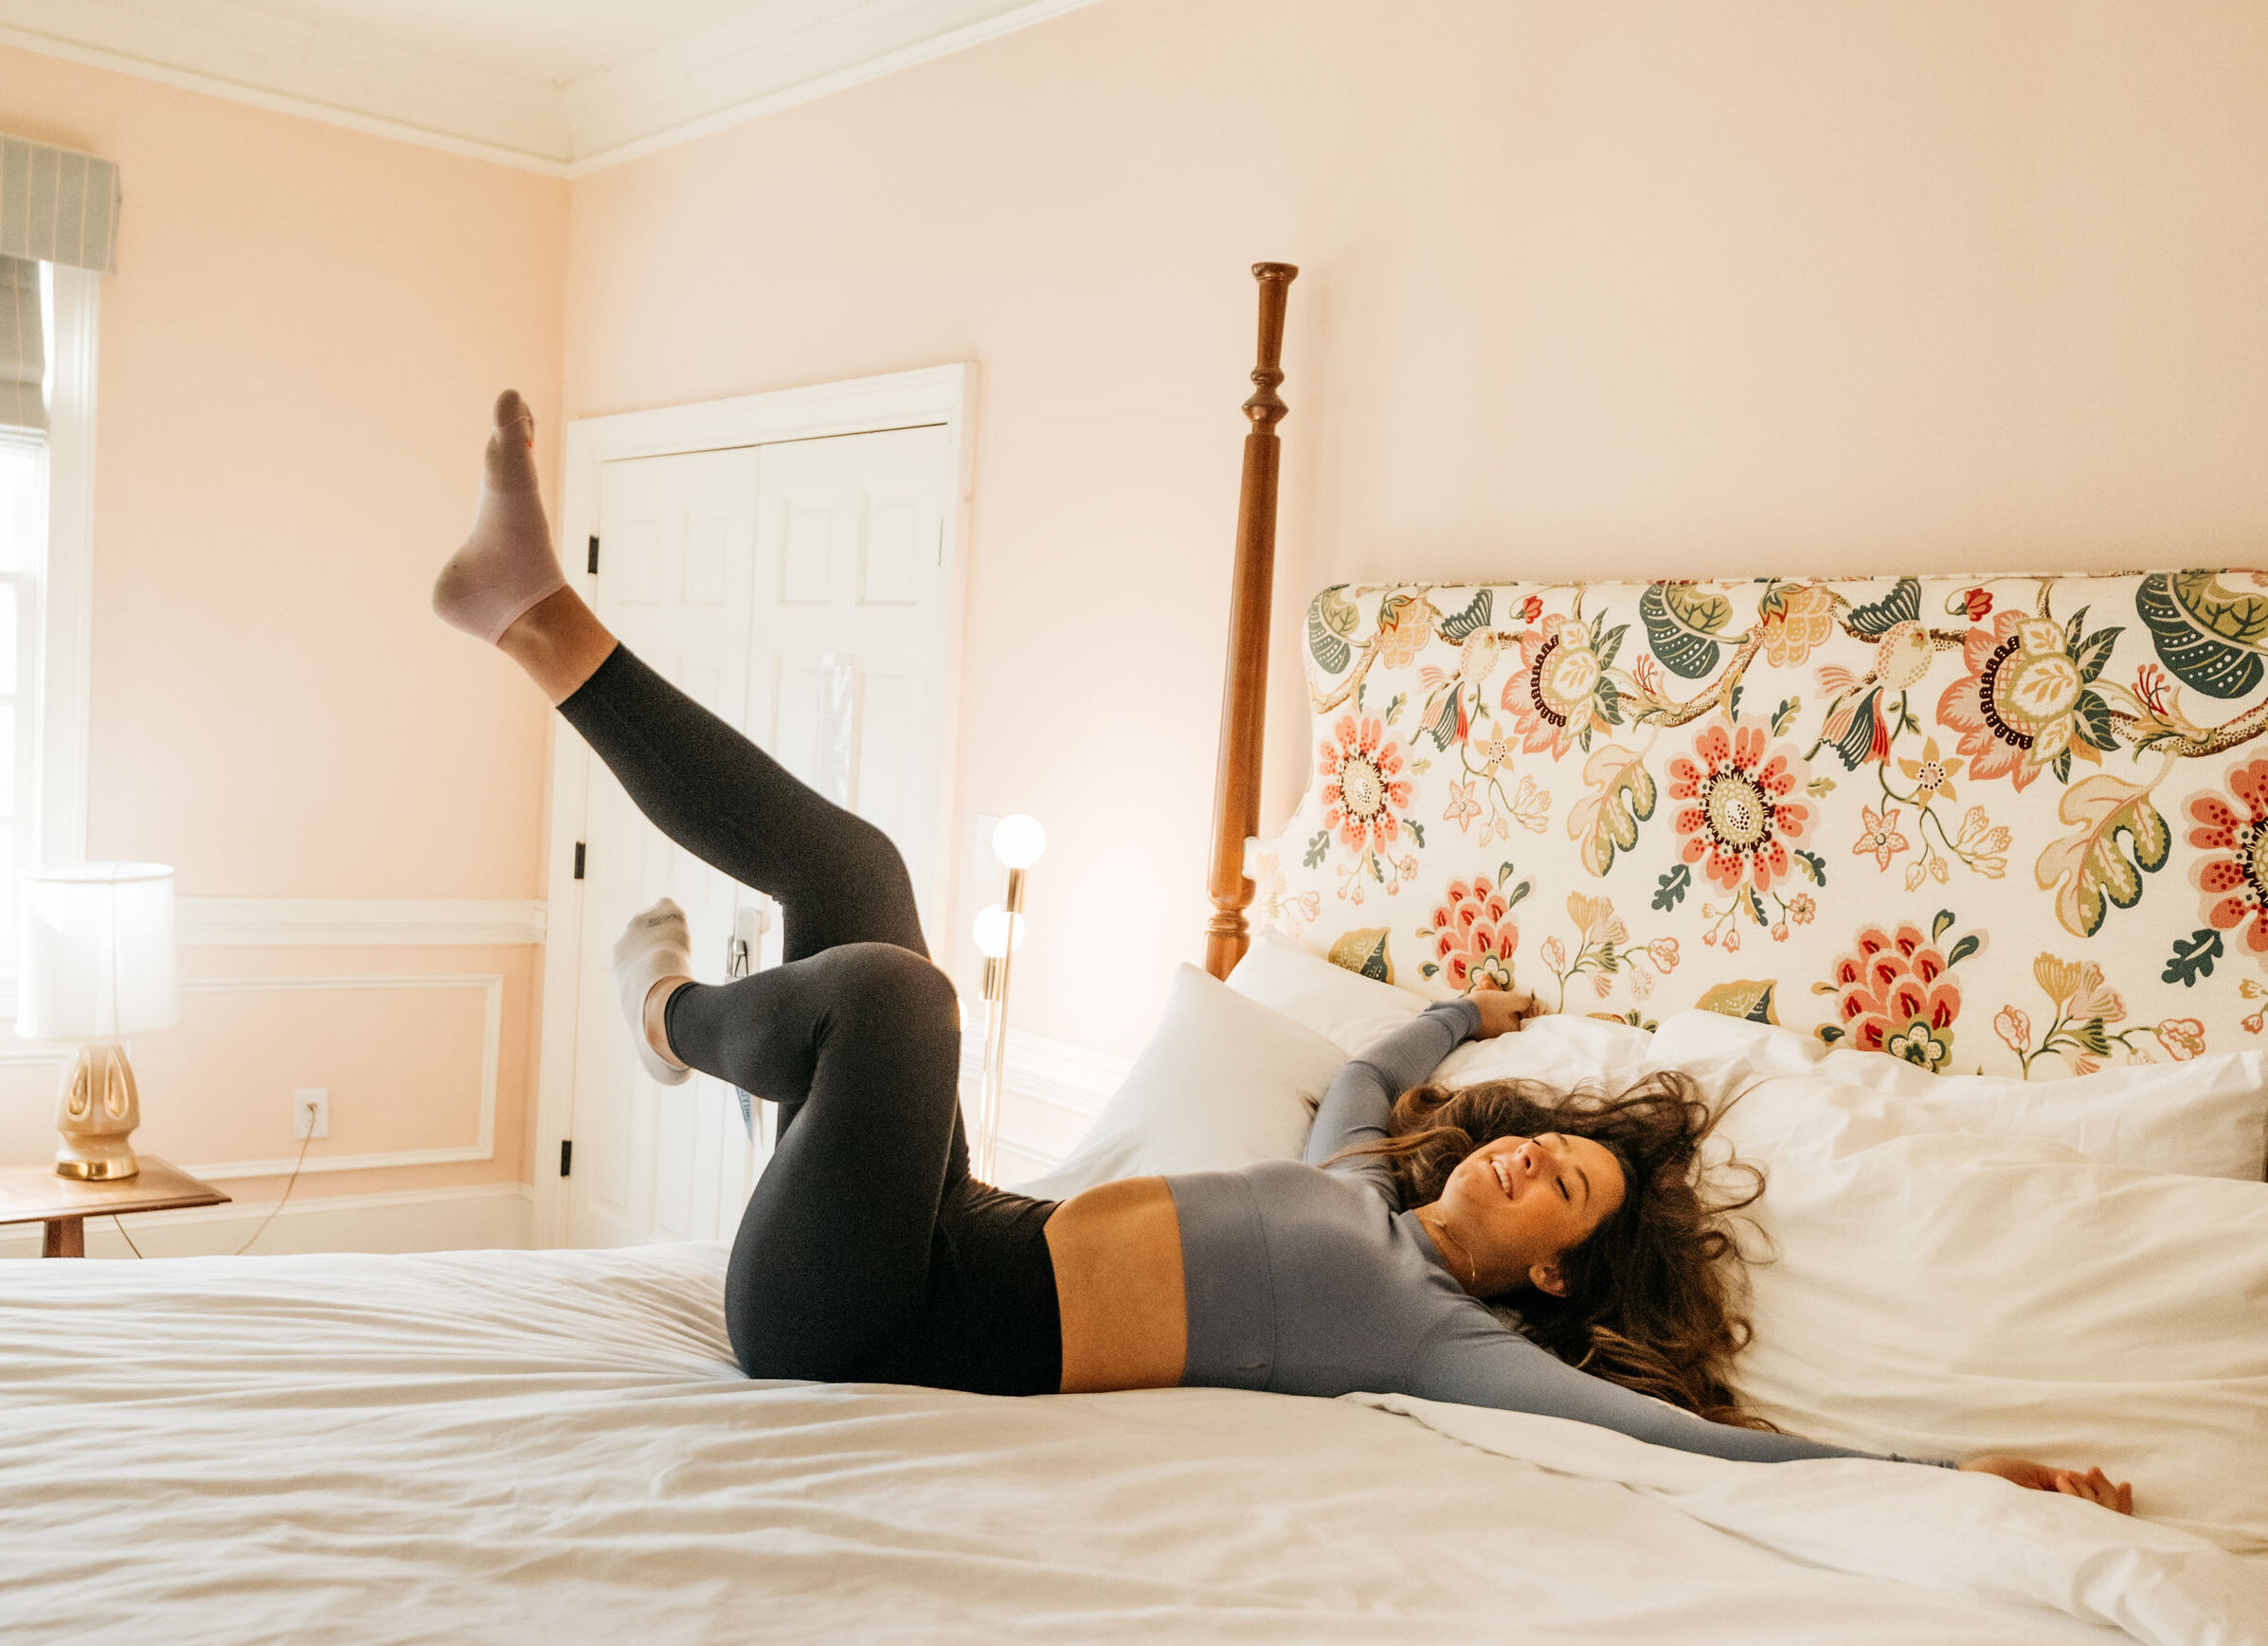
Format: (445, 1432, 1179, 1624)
(217, 0, 775, 88)
(0, 0, 1101, 172)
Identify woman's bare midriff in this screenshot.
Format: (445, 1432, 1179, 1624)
(1043, 1176, 1186, 1393)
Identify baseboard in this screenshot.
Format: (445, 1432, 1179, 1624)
(0, 1181, 533, 1260)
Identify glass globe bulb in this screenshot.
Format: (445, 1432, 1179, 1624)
(991, 813, 1047, 870)
(972, 904, 1026, 958)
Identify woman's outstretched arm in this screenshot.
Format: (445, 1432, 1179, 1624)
(1409, 1313, 1950, 1465)
(1409, 1318, 2136, 1509)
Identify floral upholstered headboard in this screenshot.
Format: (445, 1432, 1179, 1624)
(1250, 570, 2268, 1078)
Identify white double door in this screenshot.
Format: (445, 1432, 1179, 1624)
(567, 425, 955, 1250)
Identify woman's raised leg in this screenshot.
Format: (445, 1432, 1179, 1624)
(433, 390, 925, 961)
(556, 644, 927, 960)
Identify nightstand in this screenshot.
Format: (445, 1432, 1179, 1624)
(0, 1156, 229, 1257)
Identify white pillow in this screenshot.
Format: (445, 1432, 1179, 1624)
(1011, 963, 1348, 1199)
(1226, 931, 1424, 1053)
(1432, 1014, 1658, 1097)
(1718, 1078, 2268, 1553)
(1648, 1010, 2268, 1182)
(1230, 932, 1661, 1097)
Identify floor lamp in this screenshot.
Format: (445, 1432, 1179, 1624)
(971, 814, 1044, 1183)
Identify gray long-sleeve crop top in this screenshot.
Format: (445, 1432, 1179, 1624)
(1161, 1000, 1949, 1467)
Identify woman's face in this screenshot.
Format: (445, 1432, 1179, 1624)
(1432, 1132, 1628, 1298)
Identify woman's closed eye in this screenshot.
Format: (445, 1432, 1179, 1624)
(1539, 1135, 1586, 1207)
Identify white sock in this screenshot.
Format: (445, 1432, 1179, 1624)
(431, 389, 567, 644)
(612, 898, 693, 1087)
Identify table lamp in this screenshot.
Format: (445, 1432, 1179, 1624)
(16, 862, 180, 1180)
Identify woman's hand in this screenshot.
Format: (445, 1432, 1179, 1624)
(1959, 1456, 2133, 1514)
(1469, 988, 1537, 1040)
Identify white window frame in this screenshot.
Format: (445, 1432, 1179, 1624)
(0, 264, 99, 1006)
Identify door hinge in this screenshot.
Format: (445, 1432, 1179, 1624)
(572, 841, 585, 879)
(587, 534, 600, 574)
(559, 1139, 572, 1177)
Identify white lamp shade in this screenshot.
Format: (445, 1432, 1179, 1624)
(16, 862, 179, 1040)
(991, 814, 1047, 871)
(972, 904, 1027, 959)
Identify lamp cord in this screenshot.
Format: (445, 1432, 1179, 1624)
(231, 1103, 318, 1257)
(111, 1216, 144, 1258)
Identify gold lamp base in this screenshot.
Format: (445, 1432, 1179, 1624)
(54, 1042, 141, 1182)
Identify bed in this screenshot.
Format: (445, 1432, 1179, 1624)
(3, 266, 2265, 1645)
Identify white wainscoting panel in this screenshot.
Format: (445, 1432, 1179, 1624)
(175, 973, 503, 1180)
(958, 1025, 1127, 1185)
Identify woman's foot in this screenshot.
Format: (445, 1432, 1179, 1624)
(432, 389, 567, 644)
(613, 899, 693, 1086)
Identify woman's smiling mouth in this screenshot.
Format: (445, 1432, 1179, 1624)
(1489, 1155, 1515, 1200)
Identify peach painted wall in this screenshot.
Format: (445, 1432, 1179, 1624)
(0, 48, 567, 1221)
(563, 0, 2268, 1058)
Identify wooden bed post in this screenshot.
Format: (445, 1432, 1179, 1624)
(1203, 262, 1297, 979)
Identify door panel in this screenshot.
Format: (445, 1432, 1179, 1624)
(569, 446, 765, 1251)
(747, 425, 955, 968)
(568, 425, 957, 1248)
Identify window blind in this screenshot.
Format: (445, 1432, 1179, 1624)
(0, 136, 121, 435)
(0, 256, 39, 433)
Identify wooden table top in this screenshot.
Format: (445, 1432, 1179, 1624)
(0, 1155, 229, 1224)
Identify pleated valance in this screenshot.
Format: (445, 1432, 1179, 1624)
(1, 136, 121, 274)
(0, 136, 120, 435)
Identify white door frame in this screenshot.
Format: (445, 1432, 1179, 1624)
(531, 364, 978, 1248)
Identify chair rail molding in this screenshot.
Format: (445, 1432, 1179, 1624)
(173, 897, 547, 948)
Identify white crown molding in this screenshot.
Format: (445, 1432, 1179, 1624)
(0, 0, 573, 171)
(0, 0, 1102, 173)
(174, 896, 547, 947)
(560, 0, 1104, 174)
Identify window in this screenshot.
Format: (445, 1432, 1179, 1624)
(0, 139, 120, 994)
(0, 427, 38, 950)
(0, 261, 98, 988)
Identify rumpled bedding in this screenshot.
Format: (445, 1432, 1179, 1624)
(1, 1241, 2259, 1645)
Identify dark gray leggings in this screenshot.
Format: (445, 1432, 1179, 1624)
(558, 645, 1054, 1388)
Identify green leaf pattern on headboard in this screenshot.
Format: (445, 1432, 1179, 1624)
(1251, 570, 2268, 1077)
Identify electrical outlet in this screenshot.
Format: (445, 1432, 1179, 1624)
(294, 1087, 330, 1141)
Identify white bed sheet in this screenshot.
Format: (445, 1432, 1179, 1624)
(2, 1242, 2259, 1646)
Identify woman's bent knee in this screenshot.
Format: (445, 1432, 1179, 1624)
(819, 943, 960, 1035)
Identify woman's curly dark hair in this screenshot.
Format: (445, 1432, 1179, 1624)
(1340, 1071, 1770, 1428)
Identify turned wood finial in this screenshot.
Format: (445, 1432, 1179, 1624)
(1203, 262, 1298, 980)
(1242, 262, 1297, 431)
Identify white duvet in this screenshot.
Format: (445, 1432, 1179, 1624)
(3, 1242, 2261, 1645)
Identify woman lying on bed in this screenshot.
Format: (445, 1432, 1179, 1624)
(435, 390, 2132, 1513)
